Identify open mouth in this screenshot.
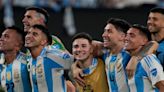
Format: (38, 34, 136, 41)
(25, 39, 32, 44)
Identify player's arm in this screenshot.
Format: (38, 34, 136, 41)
(70, 61, 85, 87)
(66, 80, 76, 92)
(92, 40, 104, 56)
(139, 41, 158, 56)
(126, 41, 159, 79)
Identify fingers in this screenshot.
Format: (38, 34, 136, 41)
(126, 56, 138, 79)
(73, 69, 85, 87)
(66, 80, 76, 92)
(126, 69, 134, 79)
(75, 76, 86, 87)
(71, 62, 86, 87)
(71, 62, 78, 70)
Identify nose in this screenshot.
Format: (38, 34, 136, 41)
(0, 37, 4, 45)
(0, 38, 2, 41)
(22, 17, 26, 23)
(76, 46, 82, 51)
(102, 30, 107, 38)
(0, 36, 4, 41)
(25, 32, 32, 39)
(147, 18, 153, 26)
(125, 34, 130, 41)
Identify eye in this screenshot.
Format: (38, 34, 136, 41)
(32, 32, 38, 36)
(129, 33, 135, 38)
(4, 34, 9, 39)
(73, 45, 78, 49)
(82, 44, 87, 48)
(27, 15, 32, 19)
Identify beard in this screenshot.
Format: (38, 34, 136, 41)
(149, 26, 161, 34)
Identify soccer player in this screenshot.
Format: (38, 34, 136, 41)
(147, 7, 164, 69)
(25, 24, 73, 92)
(0, 26, 31, 92)
(125, 24, 164, 92)
(22, 6, 66, 51)
(72, 18, 131, 92)
(72, 32, 109, 92)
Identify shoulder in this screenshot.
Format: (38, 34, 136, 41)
(142, 54, 158, 62)
(140, 54, 161, 67)
(17, 52, 28, 65)
(45, 47, 73, 61)
(157, 40, 164, 53)
(121, 50, 131, 61)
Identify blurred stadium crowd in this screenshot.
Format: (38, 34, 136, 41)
(0, 0, 162, 10)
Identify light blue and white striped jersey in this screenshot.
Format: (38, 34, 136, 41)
(103, 49, 131, 92)
(128, 54, 164, 92)
(28, 47, 73, 92)
(0, 52, 32, 92)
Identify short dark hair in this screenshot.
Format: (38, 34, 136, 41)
(26, 6, 49, 24)
(72, 32, 92, 44)
(132, 24, 152, 41)
(32, 24, 52, 45)
(107, 18, 131, 33)
(6, 26, 25, 46)
(150, 7, 164, 15)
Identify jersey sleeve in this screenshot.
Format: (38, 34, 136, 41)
(46, 49, 74, 69)
(141, 54, 164, 87)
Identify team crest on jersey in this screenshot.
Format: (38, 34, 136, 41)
(14, 69, 20, 82)
(151, 68, 157, 77)
(6, 72, 11, 81)
(36, 64, 43, 74)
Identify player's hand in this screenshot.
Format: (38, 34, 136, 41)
(126, 56, 139, 79)
(71, 62, 85, 87)
(66, 80, 76, 92)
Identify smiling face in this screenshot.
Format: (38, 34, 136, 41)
(102, 23, 125, 49)
(22, 10, 44, 32)
(125, 28, 148, 54)
(72, 38, 93, 61)
(25, 27, 47, 48)
(147, 12, 164, 33)
(0, 29, 21, 52)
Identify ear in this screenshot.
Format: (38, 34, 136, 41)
(119, 32, 126, 41)
(14, 45, 20, 52)
(14, 41, 21, 51)
(41, 39, 48, 46)
(39, 18, 44, 25)
(141, 37, 148, 46)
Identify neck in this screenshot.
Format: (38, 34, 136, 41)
(29, 46, 44, 59)
(152, 30, 164, 42)
(4, 50, 17, 64)
(78, 55, 93, 69)
(110, 43, 124, 55)
(129, 45, 143, 56)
